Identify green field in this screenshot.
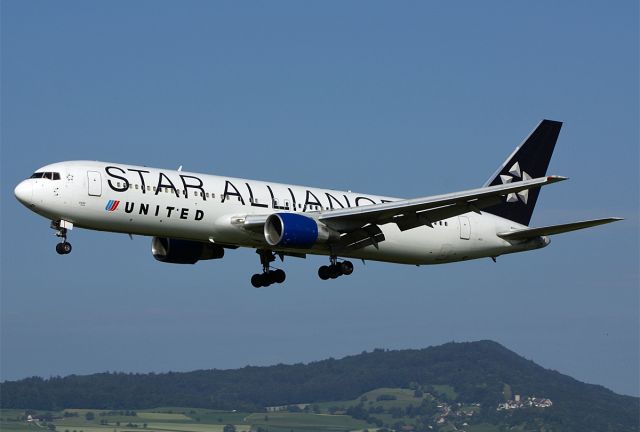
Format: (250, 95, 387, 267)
(247, 412, 370, 431)
(0, 386, 485, 432)
(0, 409, 369, 432)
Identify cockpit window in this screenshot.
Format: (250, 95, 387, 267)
(30, 172, 61, 180)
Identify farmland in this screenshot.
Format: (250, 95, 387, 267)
(0, 385, 490, 432)
(0, 406, 373, 432)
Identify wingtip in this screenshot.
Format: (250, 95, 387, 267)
(547, 175, 568, 182)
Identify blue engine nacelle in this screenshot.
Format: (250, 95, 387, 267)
(151, 237, 225, 264)
(264, 213, 337, 248)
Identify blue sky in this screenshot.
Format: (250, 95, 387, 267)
(1, 1, 638, 397)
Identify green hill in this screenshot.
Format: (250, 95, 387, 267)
(1, 340, 638, 431)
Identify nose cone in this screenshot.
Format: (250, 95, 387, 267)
(14, 180, 33, 206)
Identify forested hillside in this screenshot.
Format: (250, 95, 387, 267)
(2, 340, 638, 431)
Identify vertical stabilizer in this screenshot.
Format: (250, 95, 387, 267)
(483, 120, 562, 226)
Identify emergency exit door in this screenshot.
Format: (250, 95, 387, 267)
(459, 216, 471, 240)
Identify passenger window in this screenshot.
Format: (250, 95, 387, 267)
(135, 184, 139, 190)
(147, 186, 151, 191)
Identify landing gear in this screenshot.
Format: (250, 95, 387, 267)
(251, 250, 286, 288)
(251, 269, 286, 288)
(51, 220, 72, 255)
(318, 257, 354, 280)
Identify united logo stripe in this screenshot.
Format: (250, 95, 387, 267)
(105, 200, 120, 212)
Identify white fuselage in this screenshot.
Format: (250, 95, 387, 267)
(15, 161, 549, 265)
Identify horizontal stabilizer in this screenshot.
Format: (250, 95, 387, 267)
(497, 218, 623, 240)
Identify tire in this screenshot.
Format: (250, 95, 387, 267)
(273, 269, 286, 284)
(62, 242, 72, 254)
(340, 261, 354, 275)
(329, 264, 340, 279)
(261, 273, 272, 287)
(318, 265, 330, 280)
(251, 274, 263, 288)
(56, 243, 66, 255)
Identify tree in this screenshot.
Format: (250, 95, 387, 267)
(85, 412, 95, 421)
(223, 425, 236, 432)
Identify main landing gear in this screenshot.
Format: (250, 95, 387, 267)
(318, 257, 354, 280)
(51, 220, 72, 255)
(251, 250, 286, 288)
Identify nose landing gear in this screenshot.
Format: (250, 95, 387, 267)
(251, 249, 286, 288)
(51, 220, 73, 255)
(318, 256, 354, 280)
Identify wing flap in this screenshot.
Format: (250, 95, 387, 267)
(497, 218, 623, 240)
(334, 224, 386, 252)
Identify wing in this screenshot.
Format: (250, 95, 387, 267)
(319, 175, 566, 232)
(497, 217, 623, 240)
(231, 175, 566, 252)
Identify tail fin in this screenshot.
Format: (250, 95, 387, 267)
(483, 119, 563, 226)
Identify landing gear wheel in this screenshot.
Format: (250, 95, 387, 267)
(56, 242, 72, 255)
(273, 269, 286, 284)
(329, 265, 341, 279)
(318, 265, 330, 280)
(251, 273, 264, 288)
(340, 261, 354, 275)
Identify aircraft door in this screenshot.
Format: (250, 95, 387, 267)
(87, 171, 102, 196)
(459, 216, 471, 240)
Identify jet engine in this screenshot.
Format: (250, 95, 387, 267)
(151, 237, 225, 264)
(264, 213, 338, 248)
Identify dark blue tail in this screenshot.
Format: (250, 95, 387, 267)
(483, 119, 563, 226)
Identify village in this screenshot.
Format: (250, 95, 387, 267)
(497, 395, 553, 411)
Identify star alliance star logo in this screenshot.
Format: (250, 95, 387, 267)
(500, 162, 531, 204)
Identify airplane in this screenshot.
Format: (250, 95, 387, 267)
(14, 120, 621, 287)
